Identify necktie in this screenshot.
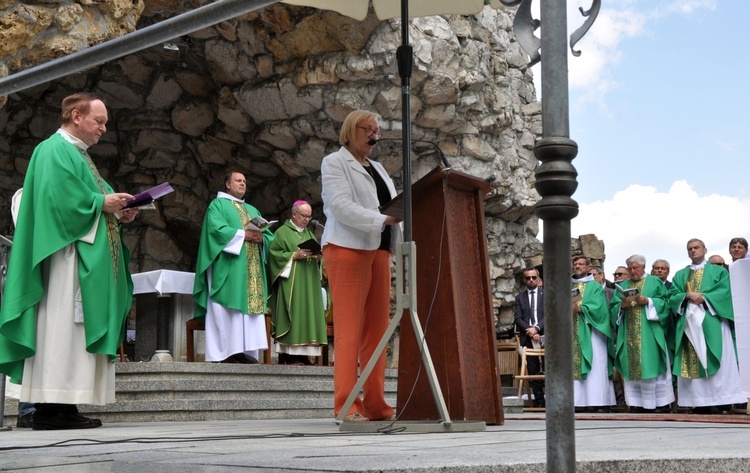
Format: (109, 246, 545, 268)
(529, 290, 536, 326)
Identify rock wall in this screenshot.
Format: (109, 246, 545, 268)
(0, 1, 556, 335)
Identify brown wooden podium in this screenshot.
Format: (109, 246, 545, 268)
(392, 167, 503, 424)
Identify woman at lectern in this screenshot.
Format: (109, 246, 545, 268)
(320, 110, 402, 422)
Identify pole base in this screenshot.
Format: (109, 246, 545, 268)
(151, 350, 174, 362)
(339, 420, 485, 433)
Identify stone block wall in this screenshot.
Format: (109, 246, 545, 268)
(0, 2, 579, 337)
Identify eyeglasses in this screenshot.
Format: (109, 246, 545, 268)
(613, 272, 626, 277)
(357, 126, 383, 140)
(293, 210, 312, 220)
(523, 276, 538, 280)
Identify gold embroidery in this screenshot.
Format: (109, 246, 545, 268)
(231, 201, 267, 315)
(572, 282, 587, 380)
(686, 268, 703, 295)
(79, 149, 121, 283)
(623, 278, 646, 380)
(680, 338, 702, 378)
(680, 269, 704, 378)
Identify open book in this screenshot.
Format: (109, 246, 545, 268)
(244, 216, 278, 231)
(123, 182, 174, 210)
(615, 283, 640, 299)
(297, 238, 322, 255)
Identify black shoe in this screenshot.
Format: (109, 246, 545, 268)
(16, 412, 34, 428)
(32, 411, 100, 430)
(62, 405, 102, 427)
(717, 404, 733, 415)
(298, 355, 315, 365)
(594, 406, 610, 413)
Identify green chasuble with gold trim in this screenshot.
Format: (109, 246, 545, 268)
(669, 263, 733, 378)
(192, 196, 274, 320)
(610, 275, 670, 381)
(0, 133, 133, 383)
(268, 220, 327, 347)
(572, 280, 613, 380)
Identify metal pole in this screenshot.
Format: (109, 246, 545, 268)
(535, 1, 579, 471)
(0, 0, 282, 97)
(397, 0, 413, 241)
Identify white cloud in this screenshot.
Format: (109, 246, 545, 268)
(569, 180, 750, 277)
(658, 0, 717, 16)
(528, 0, 718, 106)
(530, 2, 647, 107)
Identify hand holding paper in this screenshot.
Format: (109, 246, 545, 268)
(122, 182, 174, 210)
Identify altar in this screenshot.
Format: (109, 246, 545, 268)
(131, 269, 204, 362)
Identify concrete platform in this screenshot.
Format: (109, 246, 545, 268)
(2, 413, 750, 472)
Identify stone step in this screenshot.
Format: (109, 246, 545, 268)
(3, 363, 521, 426)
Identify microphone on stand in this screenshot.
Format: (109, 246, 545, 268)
(369, 137, 451, 168)
(310, 219, 325, 229)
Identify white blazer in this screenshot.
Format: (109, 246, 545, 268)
(320, 146, 403, 254)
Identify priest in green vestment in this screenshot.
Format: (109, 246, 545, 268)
(669, 238, 744, 410)
(268, 201, 327, 364)
(0, 93, 138, 429)
(572, 256, 615, 409)
(610, 255, 674, 411)
(192, 171, 274, 364)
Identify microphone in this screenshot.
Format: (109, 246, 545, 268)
(372, 138, 451, 168)
(310, 219, 325, 229)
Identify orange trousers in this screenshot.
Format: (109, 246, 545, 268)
(323, 244, 394, 420)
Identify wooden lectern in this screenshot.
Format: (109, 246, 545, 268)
(393, 167, 503, 424)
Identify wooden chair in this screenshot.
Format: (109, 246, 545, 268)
(516, 346, 545, 411)
(496, 335, 520, 387)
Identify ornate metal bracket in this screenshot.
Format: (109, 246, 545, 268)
(498, 0, 601, 66)
(570, 0, 601, 57)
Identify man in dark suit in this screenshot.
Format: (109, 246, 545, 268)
(651, 259, 672, 289)
(514, 267, 545, 407)
(589, 265, 614, 304)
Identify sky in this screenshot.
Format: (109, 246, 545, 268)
(530, 0, 750, 279)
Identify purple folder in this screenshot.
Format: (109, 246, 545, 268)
(123, 182, 174, 209)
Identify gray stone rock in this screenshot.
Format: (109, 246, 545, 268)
(171, 100, 215, 137)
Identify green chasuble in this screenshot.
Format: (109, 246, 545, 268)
(610, 275, 670, 380)
(669, 263, 733, 378)
(192, 196, 274, 320)
(572, 280, 613, 381)
(268, 220, 327, 347)
(0, 133, 133, 382)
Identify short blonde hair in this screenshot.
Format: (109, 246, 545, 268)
(339, 110, 379, 146)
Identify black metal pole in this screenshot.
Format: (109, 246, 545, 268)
(534, 1, 579, 471)
(0, 0, 282, 97)
(156, 295, 171, 354)
(397, 0, 413, 241)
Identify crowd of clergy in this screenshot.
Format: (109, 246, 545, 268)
(521, 236, 750, 414)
